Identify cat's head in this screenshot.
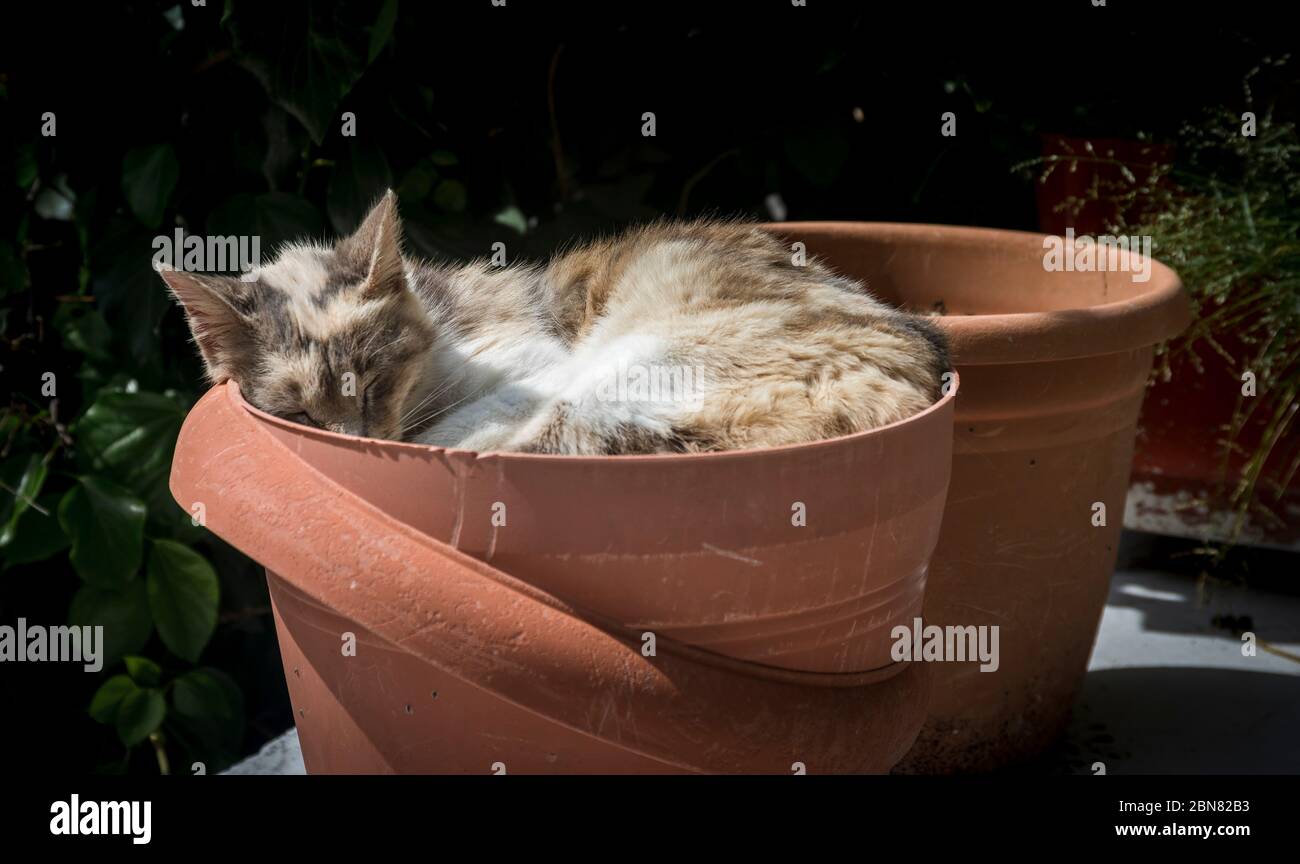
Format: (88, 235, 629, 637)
(163, 191, 435, 439)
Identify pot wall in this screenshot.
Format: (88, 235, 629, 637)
(768, 223, 1189, 771)
(898, 350, 1152, 770)
(269, 570, 933, 774)
(171, 379, 952, 773)
(251, 385, 955, 680)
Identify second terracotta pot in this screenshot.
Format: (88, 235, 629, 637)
(768, 222, 1190, 772)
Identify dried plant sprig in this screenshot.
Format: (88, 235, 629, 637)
(1016, 84, 1300, 546)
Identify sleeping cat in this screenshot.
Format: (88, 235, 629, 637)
(162, 192, 948, 454)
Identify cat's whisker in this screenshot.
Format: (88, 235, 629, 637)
(398, 374, 461, 426)
(402, 384, 489, 437)
(367, 331, 410, 356)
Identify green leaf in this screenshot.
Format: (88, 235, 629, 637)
(225, 5, 370, 145)
(428, 150, 458, 167)
(493, 205, 528, 235)
(58, 476, 147, 588)
(396, 158, 439, 201)
(1, 493, 69, 568)
(14, 141, 38, 189)
(88, 219, 171, 367)
(433, 179, 467, 213)
(0, 453, 48, 546)
(116, 687, 167, 747)
(77, 390, 187, 503)
(367, 0, 399, 63)
(124, 655, 162, 687)
(0, 241, 25, 298)
(35, 175, 76, 221)
(121, 144, 180, 228)
(60, 309, 114, 365)
(327, 138, 393, 234)
(89, 674, 137, 724)
(69, 581, 153, 669)
(208, 192, 323, 252)
(171, 667, 245, 757)
(148, 493, 208, 545)
(147, 540, 219, 663)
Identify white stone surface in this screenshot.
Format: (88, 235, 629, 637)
(223, 725, 305, 775)
(1068, 567, 1300, 774)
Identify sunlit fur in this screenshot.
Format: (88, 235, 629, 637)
(165, 192, 949, 454)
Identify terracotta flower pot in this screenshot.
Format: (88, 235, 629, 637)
(768, 222, 1190, 772)
(170, 372, 958, 773)
(1033, 136, 1300, 549)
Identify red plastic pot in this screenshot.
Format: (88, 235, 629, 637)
(767, 222, 1190, 772)
(171, 372, 958, 773)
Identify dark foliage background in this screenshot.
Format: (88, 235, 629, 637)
(0, 1, 1293, 772)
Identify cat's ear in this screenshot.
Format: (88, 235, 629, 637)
(160, 268, 255, 383)
(339, 189, 405, 300)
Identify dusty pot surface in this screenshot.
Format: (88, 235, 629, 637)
(768, 222, 1190, 772)
(170, 374, 956, 773)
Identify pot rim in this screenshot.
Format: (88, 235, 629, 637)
(227, 369, 959, 463)
(765, 221, 1192, 365)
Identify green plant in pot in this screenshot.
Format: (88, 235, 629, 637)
(1020, 68, 1300, 554)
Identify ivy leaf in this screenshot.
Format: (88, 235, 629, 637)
(493, 205, 528, 236)
(396, 158, 439, 201)
(77, 390, 187, 505)
(58, 476, 147, 588)
(89, 218, 171, 368)
(14, 141, 38, 190)
(116, 687, 167, 747)
(171, 667, 245, 758)
(121, 144, 180, 228)
(327, 137, 393, 234)
(433, 179, 467, 213)
(0, 453, 48, 546)
(225, 4, 369, 145)
(68, 581, 153, 669)
(35, 175, 76, 221)
(89, 674, 169, 754)
(147, 540, 219, 663)
(1, 493, 69, 569)
(0, 241, 25, 298)
(59, 308, 114, 365)
(207, 192, 323, 253)
(367, 0, 399, 64)
(124, 655, 163, 687)
(89, 674, 137, 724)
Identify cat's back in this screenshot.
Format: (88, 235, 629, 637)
(542, 219, 888, 340)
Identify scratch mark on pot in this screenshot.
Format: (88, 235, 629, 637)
(702, 542, 763, 566)
(448, 460, 466, 549)
(953, 602, 1008, 621)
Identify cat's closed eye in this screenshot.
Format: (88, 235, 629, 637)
(288, 411, 321, 428)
